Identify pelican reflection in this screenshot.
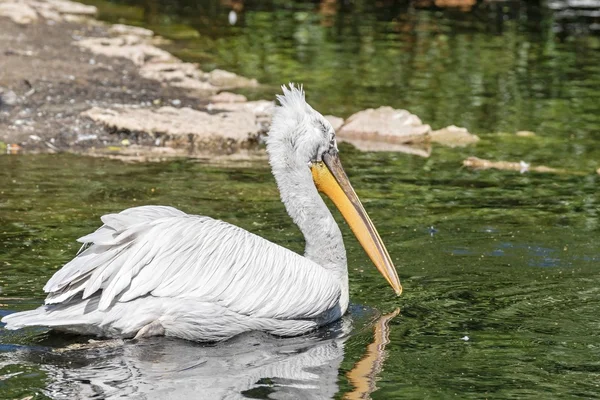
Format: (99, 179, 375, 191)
(0, 307, 399, 399)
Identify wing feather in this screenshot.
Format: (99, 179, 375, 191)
(44, 206, 341, 320)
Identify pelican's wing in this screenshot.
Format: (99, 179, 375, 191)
(43, 206, 341, 320)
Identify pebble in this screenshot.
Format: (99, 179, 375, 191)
(76, 134, 98, 142)
(0, 88, 18, 106)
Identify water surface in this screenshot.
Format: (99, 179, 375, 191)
(2, 0, 600, 398)
(1, 149, 598, 399)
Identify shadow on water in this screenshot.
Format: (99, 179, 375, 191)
(0, 306, 399, 399)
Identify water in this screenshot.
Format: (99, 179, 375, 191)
(2, 0, 600, 399)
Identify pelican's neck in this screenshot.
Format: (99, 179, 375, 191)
(269, 146, 349, 305)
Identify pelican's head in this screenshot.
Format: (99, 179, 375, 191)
(267, 84, 402, 296)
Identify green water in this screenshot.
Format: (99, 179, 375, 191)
(2, 0, 600, 399)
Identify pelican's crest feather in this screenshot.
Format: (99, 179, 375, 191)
(276, 83, 306, 111)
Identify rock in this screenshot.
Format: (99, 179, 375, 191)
(205, 69, 258, 89)
(138, 64, 259, 94)
(75, 35, 175, 66)
(109, 24, 154, 37)
(139, 62, 217, 93)
(207, 100, 275, 128)
(0, 87, 18, 106)
(76, 133, 98, 142)
(430, 125, 479, 147)
(209, 92, 248, 103)
(0, 3, 38, 24)
(36, 7, 62, 22)
(62, 14, 94, 23)
(516, 130, 536, 137)
(324, 115, 344, 132)
(44, 0, 97, 16)
(82, 106, 263, 153)
(338, 107, 430, 144)
(207, 100, 274, 116)
(339, 139, 431, 157)
(0, 0, 97, 24)
(463, 157, 563, 174)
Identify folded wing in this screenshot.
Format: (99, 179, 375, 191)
(44, 206, 341, 320)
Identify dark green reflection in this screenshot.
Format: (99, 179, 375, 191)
(1, 151, 599, 398)
(85, 1, 599, 145)
(2, 0, 600, 398)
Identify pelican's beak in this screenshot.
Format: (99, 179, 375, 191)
(311, 150, 402, 295)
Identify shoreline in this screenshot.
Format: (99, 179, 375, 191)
(0, 0, 270, 161)
(0, 0, 480, 162)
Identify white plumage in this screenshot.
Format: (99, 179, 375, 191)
(1, 84, 401, 341)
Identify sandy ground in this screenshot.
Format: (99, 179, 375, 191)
(0, 16, 206, 156)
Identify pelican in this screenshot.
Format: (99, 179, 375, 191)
(1, 85, 402, 342)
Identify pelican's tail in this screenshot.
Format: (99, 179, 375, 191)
(2, 307, 53, 330)
(1, 299, 106, 336)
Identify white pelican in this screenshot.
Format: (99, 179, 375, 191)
(1, 85, 402, 342)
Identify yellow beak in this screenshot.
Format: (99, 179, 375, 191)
(311, 150, 402, 295)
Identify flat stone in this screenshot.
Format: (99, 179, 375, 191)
(75, 35, 175, 66)
(205, 69, 258, 89)
(209, 92, 247, 103)
(44, 0, 97, 16)
(338, 106, 430, 144)
(0, 3, 38, 24)
(0, 0, 98, 24)
(138, 64, 259, 93)
(324, 115, 344, 132)
(139, 62, 217, 93)
(207, 100, 274, 115)
(339, 138, 431, 157)
(35, 6, 62, 22)
(82, 106, 262, 153)
(109, 24, 154, 37)
(430, 125, 479, 147)
(207, 100, 274, 128)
